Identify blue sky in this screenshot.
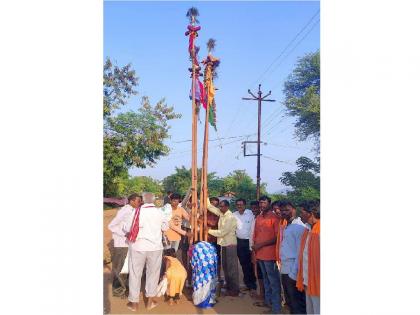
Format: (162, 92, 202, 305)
(104, 1, 320, 193)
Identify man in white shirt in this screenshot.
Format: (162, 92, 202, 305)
(122, 192, 169, 312)
(278, 201, 307, 314)
(233, 198, 257, 292)
(107, 193, 142, 297)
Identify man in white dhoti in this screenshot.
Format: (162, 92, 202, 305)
(107, 193, 142, 297)
(122, 192, 169, 312)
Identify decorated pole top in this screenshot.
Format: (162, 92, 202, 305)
(186, 7, 199, 25)
(202, 38, 220, 130)
(185, 7, 201, 70)
(202, 38, 220, 80)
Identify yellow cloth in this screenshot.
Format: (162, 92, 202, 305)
(207, 200, 237, 246)
(204, 64, 215, 108)
(165, 256, 187, 297)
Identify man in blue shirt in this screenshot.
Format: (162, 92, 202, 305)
(278, 201, 307, 314)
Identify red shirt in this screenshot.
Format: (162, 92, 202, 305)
(253, 211, 280, 261)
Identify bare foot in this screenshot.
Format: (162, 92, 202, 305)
(146, 300, 158, 310)
(168, 298, 174, 306)
(126, 302, 139, 312)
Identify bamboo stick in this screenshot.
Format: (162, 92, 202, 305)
(202, 100, 210, 242)
(190, 42, 197, 246)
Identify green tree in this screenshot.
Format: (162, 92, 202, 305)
(207, 174, 225, 197)
(103, 58, 181, 196)
(103, 57, 138, 118)
(279, 156, 320, 204)
(162, 166, 223, 196)
(121, 176, 163, 197)
(283, 51, 320, 152)
(223, 170, 267, 201)
(162, 167, 261, 200)
(162, 166, 193, 195)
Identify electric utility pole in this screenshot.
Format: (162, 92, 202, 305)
(242, 84, 275, 199)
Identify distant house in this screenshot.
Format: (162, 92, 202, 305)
(217, 191, 236, 204)
(103, 197, 127, 207)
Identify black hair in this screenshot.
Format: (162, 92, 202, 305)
(277, 200, 295, 208)
(309, 201, 320, 219)
(170, 193, 182, 201)
(258, 195, 271, 203)
(220, 200, 230, 207)
(209, 196, 220, 203)
(299, 201, 320, 219)
(271, 200, 281, 208)
(128, 193, 141, 202)
(163, 248, 176, 257)
(235, 198, 246, 205)
(298, 202, 310, 211)
(250, 200, 259, 206)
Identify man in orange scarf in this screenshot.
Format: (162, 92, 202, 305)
(296, 202, 320, 314)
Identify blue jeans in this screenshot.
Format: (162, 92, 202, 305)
(258, 260, 281, 314)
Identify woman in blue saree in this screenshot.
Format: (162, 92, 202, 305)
(190, 241, 218, 308)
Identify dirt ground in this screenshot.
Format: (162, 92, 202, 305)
(103, 208, 289, 314)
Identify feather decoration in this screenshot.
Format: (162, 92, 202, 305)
(207, 38, 216, 53)
(212, 60, 220, 79)
(212, 69, 219, 79)
(186, 7, 200, 24)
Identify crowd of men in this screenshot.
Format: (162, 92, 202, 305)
(107, 191, 320, 314)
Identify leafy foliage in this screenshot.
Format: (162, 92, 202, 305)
(162, 168, 266, 201)
(162, 166, 193, 196)
(103, 58, 138, 118)
(279, 156, 320, 204)
(222, 170, 267, 201)
(106, 97, 181, 169)
(283, 51, 320, 152)
(103, 58, 181, 196)
(121, 176, 163, 197)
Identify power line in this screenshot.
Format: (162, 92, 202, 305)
(248, 9, 320, 89)
(265, 143, 300, 150)
(268, 19, 320, 92)
(169, 137, 247, 156)
(262, 116, 289, 137)
(262, 155, 293, 165)
(261, 112, 287, 135)
(241, 11, 319, 131)
(261, 105, 284, 126)
(211, 140, 244, 173)
(209, 12, 320, 152)
(171, 133, 256, 143)
(222, 102, 247, 142)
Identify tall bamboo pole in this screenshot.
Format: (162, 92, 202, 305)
(190, 51, 197, 244)
(186, 9, 200, 244)
(200, 41, 219, 243)
(192, 74, 198, 243)
(200, 101, 210, 242)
